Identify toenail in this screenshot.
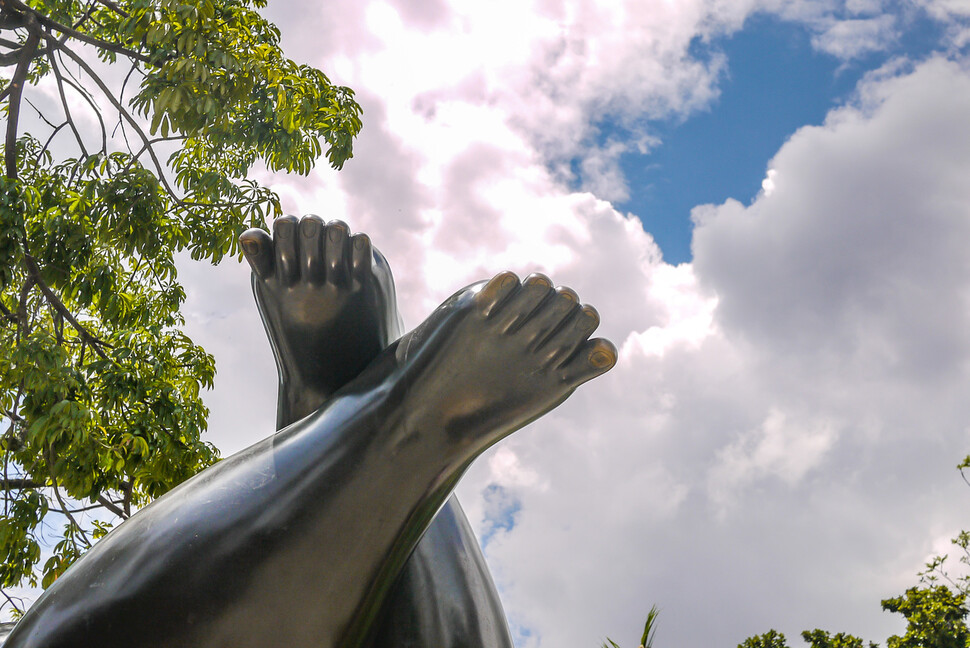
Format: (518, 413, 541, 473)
(329, 228, 344, 242)
(241, 240, 261, 255)
(590, 350, 614, 369)
(354, 236, 369, 250)
(579, 313, 597, 331)
(501, 275, 517, 288)
(301, 220, 319, 237)
(277, 224, 293, 239)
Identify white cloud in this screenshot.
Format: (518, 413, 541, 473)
(175, 2, 970, 647)
(709, 409, 839, 506)
(811, 15, 898, 60)
(920, 0, 970, 48)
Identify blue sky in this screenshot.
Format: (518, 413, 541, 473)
(615, 10, 955, 265)
(179, 2, 970, 647)
(7, 2, 970, 646)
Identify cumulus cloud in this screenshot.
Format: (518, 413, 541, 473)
(177, 2, 970, 647)
(811, 15, 898, 59)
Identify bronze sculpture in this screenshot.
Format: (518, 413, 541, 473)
(4, 217, 616, 647)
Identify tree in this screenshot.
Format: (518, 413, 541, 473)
(801, 629, 877, 648)
(0, 0, 361, 616)
(739, 456, 970, 648)
(882, 587, 969, 648)
(740, 630, 791, 648)
(739, 629, 875, 648)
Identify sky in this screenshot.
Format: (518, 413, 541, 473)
(172, 1, 970, 646)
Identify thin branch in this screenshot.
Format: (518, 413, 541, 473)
(94, 0, 128, 18)
(0, 44, 48, 66)
(45, 47, 90, 156)
(63, 499, 122, 514)
(0, 477, 44, 490)
(0, 298, 16, 323)
(46, 458, 92, 549)
(16, 273, 35, 342)
(50, 46, 108, 155)
(71, 0, 98, 31)
(96, 493, 126, 519)
(57, 41, 184, 203)
(23, 253, 112, 360)
(5, 0, 152, 64)
(0, 587, 25, 616)
(23, 96, 58, 130)
(4, 10, 40, 179)
(122, 478, 132, 517)
(37, 119, 67, 161)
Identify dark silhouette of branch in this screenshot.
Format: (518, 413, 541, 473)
(47, 463, 92, 549)
(47, 48, 106, 154)
(94, 0, 128, 17)
(96, 494, 127, 519)
(0, 44, 48, 66)
(3, 9, 40, 179)
(0, 478, 44, 490)
(4, 0, 151, 64)
(23, 253, 112, 360)
(0, 298, 16, 323)
(56, 41, 183, 203)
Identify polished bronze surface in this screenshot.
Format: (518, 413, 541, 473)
(4, 218, 615, 648)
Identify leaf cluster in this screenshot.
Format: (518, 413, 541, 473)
(0, 0, 361, 615)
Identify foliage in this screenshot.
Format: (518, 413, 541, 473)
(739, 456, 970, 648)
(603, 605, 660, 648)
(801, 630, 877, 648)
(740, 629, 876, 648)
(0, 0, 361, 616)
(740, 630, 791, 648)
(882, 587, 969, 648)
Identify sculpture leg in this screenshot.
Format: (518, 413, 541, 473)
(3, 272, 615, 648)
(241, 217, 513, 646)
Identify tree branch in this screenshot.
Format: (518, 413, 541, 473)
(0, 44, 47, 66)
(23, 253, 112, 359)
(0, 297, 17, 323)
(94, 0, 128, 18)
(3, 9, 40, 179)
(46, 48, 97, 156)
(96, 493, 127, 519)
(0, 587, 25, 616)
(57, 41, 184, 204)
(5, 0, 151, 64)
(0, 477, 44, 490)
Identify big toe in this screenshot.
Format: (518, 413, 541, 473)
(240, 228, 273, 279)
(562, 338, 617, 386)
(475, 271, 520, 317)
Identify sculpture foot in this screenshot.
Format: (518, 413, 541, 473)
(398, 271, 617, 456)
(240, 216, 403, 422)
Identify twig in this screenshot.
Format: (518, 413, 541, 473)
(94, 0, 129, 18)
(45, 48, 90, 156)
(23, 253, 112, 360)
(96, 494, 127, 519)
(0, 477, 44, 490)
(4, 0, 151, 64)
(57, 41, 183, 204)
(3, 10, 40, 179)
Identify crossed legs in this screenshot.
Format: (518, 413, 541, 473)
(240, 217, 614, 646)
